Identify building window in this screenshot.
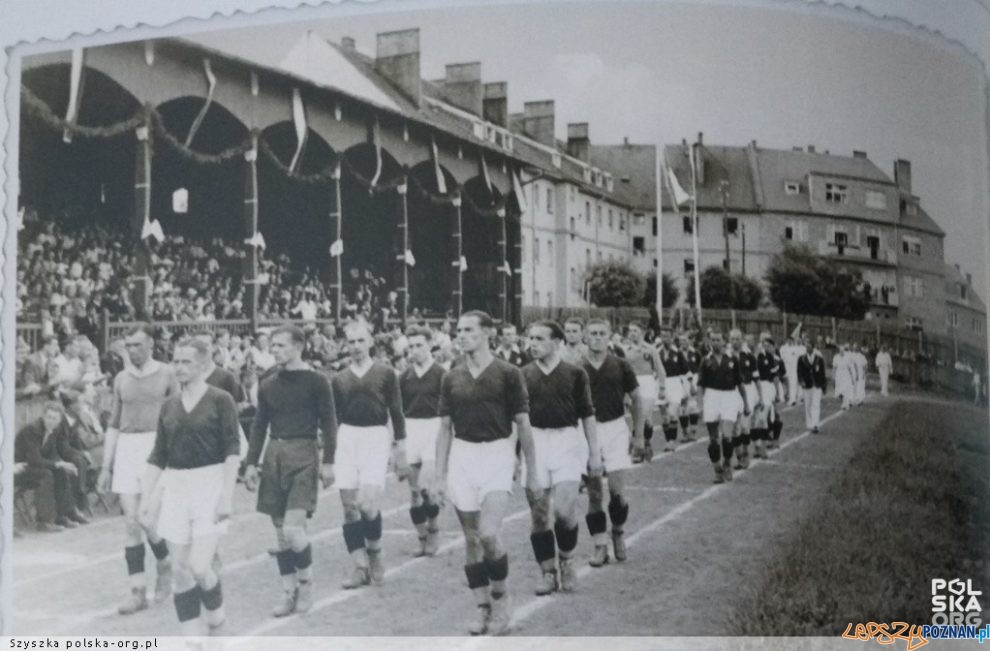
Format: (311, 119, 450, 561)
(949, 311, 959, 328)
(973, 318, 982, 334)
(633, 237, 645, 254)
(533, 185, 540, 210)
(902, 236, 921, 256)
(547, 240, 553, 262)
(652, 217, 658, 236)
(585, 202, 591, 225)
(683, 216, 693, 234)
(825, 183, 848, 203)
(865, 190, 887, 210)
(608, 209, 614, 230)
(570, 267, 577, 292)
(585, 249, 591, 267)
(784, 220, 808, 242)
(727, 218, 739, 235)
(784, 181, 800, 195)
(961, 284, 968, 301)
(534, 237, 540, 264)
(619, 215, 626, 232)
(834, 230, 848, 247)
(596, 204, 602, 228)
(570, 217, 576, 239)
(906, 316, 923, 329)
(684, 259, 695, 276)
(904, 276, 924, 298)
(634, 213, 646, 225)
(547, 188, 554, 214)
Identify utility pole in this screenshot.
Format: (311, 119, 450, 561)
(719, 180, 731, 273)
(741, 222, 747, 276)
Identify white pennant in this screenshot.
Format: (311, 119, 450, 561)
(330, 239, 344, 257)
(405, 249, 416, 267)
(431, 137, 447, 194)
(141, 218, 165, 243)
(500, 260, 512, 276)
(245, 231, 266, 250)
(289, 88, 308, 174)
(369, 117, 382, 188)
(185, 59, 217, 148)
(459, 255, 468, 272)
(512, 170, 528, 209)
(480, 153, 492, 194)
(63, 48, 84, 143)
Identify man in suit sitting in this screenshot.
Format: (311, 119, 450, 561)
(15, 401, 89, 531)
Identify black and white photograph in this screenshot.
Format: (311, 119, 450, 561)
(3, 0, 990, 644)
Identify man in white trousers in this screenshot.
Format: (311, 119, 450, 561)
(875, 345, 893, 397)
(796, 340, 826, 433)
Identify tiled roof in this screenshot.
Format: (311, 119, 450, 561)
(944, 263, 986, 314)
(662, 144, 759, 212)
(590, 143, 656, 210)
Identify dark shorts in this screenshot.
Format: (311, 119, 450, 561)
(257, 438, 320, 520)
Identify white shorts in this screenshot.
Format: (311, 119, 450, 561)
(448, 436, 515, 513)
(532, 426, 589, 487)
(334, 424, 391, 490)
(759, 381, 777, 406)
(703, 389, 741, 424)
(743, 383, 759, 410)
(665, 376, 686, 407)
(112, 431, 156, 495)
(156, 464, 228, 545)
(637, 375, 659, 406)
(405, 417, 440, 466)
(597, 417, 633, 472)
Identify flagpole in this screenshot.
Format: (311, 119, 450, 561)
(654, 143, 663, 325)
(690, 141, 703, 326)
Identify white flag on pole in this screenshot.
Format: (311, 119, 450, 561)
(500, 260, 512, 276)
(141, 218, 165, 243)
(459, 256, 468, 272)
(665, 157, 692, 207)
(480, 154, 492, 194)
(369, 117, 382, 188)
(405, 249, 416, 267)
(245, 231, 267, 250)
(431, 137, 447, 194)
(330, 239, 344, 257)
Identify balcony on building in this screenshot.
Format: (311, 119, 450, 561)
(817, 239, 897, 266)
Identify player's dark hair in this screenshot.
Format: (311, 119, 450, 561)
(499, 323, 517, 335)
(627, 320, 645, 333)
(271, 324, 306, 346)
(175, 336, 212, 360)
(528, 319, 565, 341)
(586, 318, 611, 331)
(564, 317, 584, 329)
(126, 323, 156, 340)
(461, 310, 494, 329)
(405, 325, 433, 341)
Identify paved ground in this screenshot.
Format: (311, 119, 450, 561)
(13, 392, 901, 636)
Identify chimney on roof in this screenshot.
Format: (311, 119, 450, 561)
(697, 131, 704, 146)
(623, 136, 629, 146)
(750, 139, 757, 149)
(483, 82, 508, 127)
(682, 138, 688, 146)
(443, 62, 482, 116)
(807, 145, 816, 153)
(566, 123, 590, 163)
(341, 36, 356, 50)
(375, 28, 421, 107)
(522, 100, 555, 147)
(853, 149, 867, 159)
(894, 159, 912, 194)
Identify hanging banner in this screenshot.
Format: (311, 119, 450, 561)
(63, 48, 84, 143)
(185, 58, 217, 148)
(330, 239, 344, 257)
(172, 188, 189, 214)
(289, 88, 308, 173)
(141, 218, 165, 243)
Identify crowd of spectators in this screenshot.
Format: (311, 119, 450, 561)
(17, 207, 422, 340)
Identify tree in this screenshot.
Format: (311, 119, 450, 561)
(765, 244, 869, 319)
(686, 266, 763, 310)
(643, 272, 679, 308)
(585, 261, 646, 307)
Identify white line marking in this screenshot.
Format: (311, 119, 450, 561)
(500, 405, 852, 635)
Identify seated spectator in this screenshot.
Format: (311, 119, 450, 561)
(248, 331, 276, 372)
(14, 401, 89, 531)
(15, 338, 46, 401)
(59, 382, 105, 512)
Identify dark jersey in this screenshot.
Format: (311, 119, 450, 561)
(331, 363, 405, 440)
(582, 354, 639, 423)
(248, 368, 337, 465)
(660, 347, 689, 377)
(698, 353, 744, 392)
(400, 363, 445, 419)
(206, 367, 245, 404)
(685, 348, 702, 374)
(521, 360, 595, 429)
(439, 358, 528, 443)
(149, 387, 240, 470)
(496, 347, 530, 367)
(737, 350, 759, 385)
(774, 353, 787, 380)
(756, 351, 776, 382)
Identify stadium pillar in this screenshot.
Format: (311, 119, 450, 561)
(243, 134, 259, 334)
(330, 164, 342, 324)
(450, 194, 463, 317)
(497, 207, 508, 323)
(396, 179, 409, 324)
(511, 212, 523, 328)
(132, 114, 152, 319)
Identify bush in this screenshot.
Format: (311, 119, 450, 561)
(585, 261, 646, 307)
(644, 272, 679, 308)
(686, 266, 763, 310)
(766, 244, 869, 319)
